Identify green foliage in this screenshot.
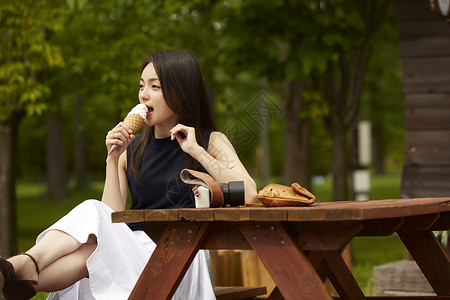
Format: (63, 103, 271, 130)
(434, 231, 449, 248)
(0, 1, 65, 122)
(215, 0, 324, 81)
(12, 0, 169, 177)
(4, 0, 404, 187)
(362, 19, 405, 169)
(66, 0, 88, 11)
(17, 116, 47, 178)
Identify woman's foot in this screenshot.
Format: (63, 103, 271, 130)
(7, 254, 39, 284)
(0, 258, 13, 300)
(0, 253, 39, 300)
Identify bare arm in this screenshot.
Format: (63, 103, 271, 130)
(196, 132, 257, 203)
(101, 122, 134, 211)
(170, 125, 257, 203)
(101, 153, 129, 211)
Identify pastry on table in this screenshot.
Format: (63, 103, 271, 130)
(256, 183, 315, 207)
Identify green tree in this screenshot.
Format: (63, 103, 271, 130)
(315, 0, 392, 201)
(0, 1, 64, 255)
(361, 27, 404, 175)
(47, 0, 160, 188)
(212, 0, 321, 188)
(213, 0, 393, 201)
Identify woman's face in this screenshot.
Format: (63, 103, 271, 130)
(139, 63, 179, 137)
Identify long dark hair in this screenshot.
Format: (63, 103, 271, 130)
(130, 50, 217, 182)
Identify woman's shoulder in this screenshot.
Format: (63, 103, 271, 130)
(208, 131, 236, 152)
(209, 131, 230, 142)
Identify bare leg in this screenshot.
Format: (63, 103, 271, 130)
(36, 242, 97, 292)
(8, 229, 96, 287)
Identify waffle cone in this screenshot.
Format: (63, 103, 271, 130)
(123, 113, 146, 132)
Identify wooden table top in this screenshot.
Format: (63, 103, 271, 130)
(112, 197, 450, 223)
(114, 197, 450, 299)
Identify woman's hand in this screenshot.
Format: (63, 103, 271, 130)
(105, 122, 135, 158)
(170, 124, 201, 155)
(170, 125, 257, 203)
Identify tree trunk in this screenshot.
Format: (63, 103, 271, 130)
(257, 94, 271, 187)
(332, 124, 349, 201)
(46, 110, 67, 201)
(323, 44, 371, 202)
(282, 78, 311, 189)
(0, 111, 23, 256)
(298, 114, 311, 189)
(73, 95, 88, 189)
(372, 137, 385, 175)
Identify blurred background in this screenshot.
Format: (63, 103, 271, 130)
(1, 0, 441, 298)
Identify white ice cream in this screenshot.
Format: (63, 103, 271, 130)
(127, 103, 148, 119)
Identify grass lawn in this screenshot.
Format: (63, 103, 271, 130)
(16, 169, 406, 298)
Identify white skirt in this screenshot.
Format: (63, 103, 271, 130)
(36, 200, 216, 300)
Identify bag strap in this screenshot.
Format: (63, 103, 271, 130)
(180, 169, 224, 207)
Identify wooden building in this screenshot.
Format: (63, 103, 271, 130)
(395, 0, 450, 198)
(372, 0, 450, 295)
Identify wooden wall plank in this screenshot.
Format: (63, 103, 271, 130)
(402, 57, 450, 93)
(404, 130, 450, 165)
(399, 36, 450, 57)
(406, 105, 450, 129)
(397, 20, 450, 39)
(395, 0, 450, 199)
(405, 93, 450, 130)
(406, 93, 450, 106)
(401, 166, 450, 197)
(393, 0, 445, 22)
(398, 21, 450, 57)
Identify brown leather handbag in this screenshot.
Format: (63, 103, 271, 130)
(180, 169, 224, 207)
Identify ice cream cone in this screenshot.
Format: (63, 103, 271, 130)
(108, 104, 148, 155)
(123, 113, 146, 132)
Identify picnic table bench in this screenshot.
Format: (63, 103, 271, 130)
(112, 197, 450, 300)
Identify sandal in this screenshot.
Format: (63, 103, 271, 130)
(0, 253, 39, 300)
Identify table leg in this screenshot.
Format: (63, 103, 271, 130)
(307, 251, 328, 282)
(129, 221, 211, 300)
(239, 222, 332, 300)
(398, 230, 450, 295)
(320, 251, 365, 300)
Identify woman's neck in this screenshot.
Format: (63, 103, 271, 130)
(153, 118, 179, 138)
(153, 128, 169, 139)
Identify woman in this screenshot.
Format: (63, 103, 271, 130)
(0, 50, 257, 300)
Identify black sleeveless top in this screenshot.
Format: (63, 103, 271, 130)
(126, 130, 211, 231)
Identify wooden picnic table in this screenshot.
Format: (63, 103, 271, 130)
(112, 197, 450, 300)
